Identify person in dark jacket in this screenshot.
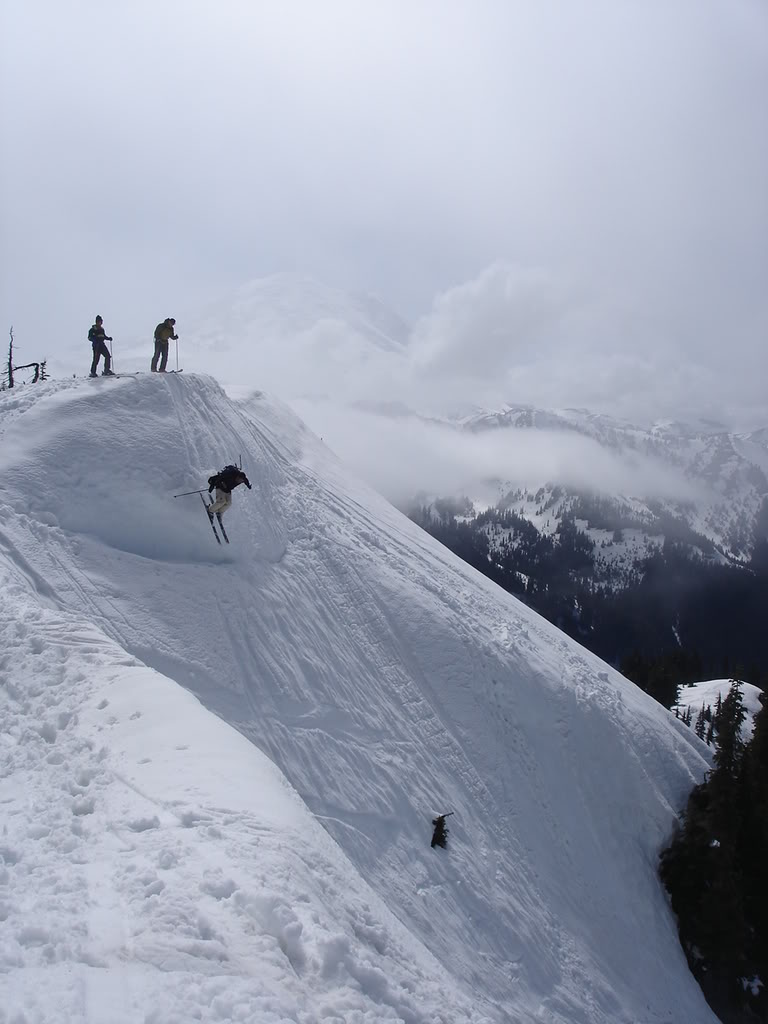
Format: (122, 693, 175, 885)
(88, 315, 114, 377)
(151, 317, 178, 372)
(207, 465, 252, 519)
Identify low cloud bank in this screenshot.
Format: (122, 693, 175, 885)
(290, 398, 703, 509)
(406, 263, 768, 431)
(50, 262, 766, 506)
(199, 264, 768, 436)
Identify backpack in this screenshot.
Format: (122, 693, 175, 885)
(208, 466, 239, 492)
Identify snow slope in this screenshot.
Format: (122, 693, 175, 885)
(0, 562, 479, 1024)
(0, 374, 716, 1023)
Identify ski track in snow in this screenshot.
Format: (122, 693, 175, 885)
(0, 566, 485, 1024)
(0, 374, 718, 1023)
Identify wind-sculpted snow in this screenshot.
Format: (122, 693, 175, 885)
(0, 374, 717, 1022)
(0, 551, 480, 1024)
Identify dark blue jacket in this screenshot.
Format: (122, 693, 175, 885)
(88, 324, 111, 345)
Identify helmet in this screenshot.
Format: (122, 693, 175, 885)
(166, 317, 176, 325)
(95, 315, 103, 323)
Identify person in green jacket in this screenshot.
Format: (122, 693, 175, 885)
(151, 318, 178, 372)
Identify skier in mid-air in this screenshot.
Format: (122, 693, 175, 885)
(88, 315, 114, 377)
(207, 465, 252, 521)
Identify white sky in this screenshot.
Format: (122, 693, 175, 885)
(2, 0, 767, 425)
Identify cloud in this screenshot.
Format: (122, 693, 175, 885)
(1, 0, 766, 433)
(405, 263, 768, 429)
(289, 398, 704, 510)
(409, 264, 575, 380)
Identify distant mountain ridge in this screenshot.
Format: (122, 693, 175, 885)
(449, 403, 768, 564)
(179, 275, 768, 564)
(408, 403, 768, 678)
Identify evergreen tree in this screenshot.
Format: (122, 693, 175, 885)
(712, 681, 747, 779)
(736, 695, 768, 985)
(694, 704, 707, 740)
(659, 682, 765, 1021)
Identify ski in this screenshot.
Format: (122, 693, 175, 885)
(216, 513, 229, 544)
(200, 494, 221, 544)
(86, 372, 141, 379)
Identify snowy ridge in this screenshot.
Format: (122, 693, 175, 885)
(455, 403, 768, 564)
(0, 374, 716, 1022)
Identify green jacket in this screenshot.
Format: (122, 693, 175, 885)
(154, 321, 178, 343)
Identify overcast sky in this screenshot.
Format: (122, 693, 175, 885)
(2, 0, 767, 427)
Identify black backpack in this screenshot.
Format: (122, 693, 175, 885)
(208, 465, 239, 491)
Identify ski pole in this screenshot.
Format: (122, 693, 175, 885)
(109, 339, 115, 374)
(175, 337, 179, 372)
(173, 488, 207, 498)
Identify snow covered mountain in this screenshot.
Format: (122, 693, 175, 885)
(192, 273, 409, 354)
(0, 373, 718, 1022)
(448, 403, 768, 566)
(181, 274, 410, 402)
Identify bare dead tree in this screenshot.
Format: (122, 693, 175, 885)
(7, 326, 14, 389)
(3, 328, 49, 388)
(14, 362, 42, 382)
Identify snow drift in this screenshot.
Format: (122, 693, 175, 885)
(0, 373, 716, 1022)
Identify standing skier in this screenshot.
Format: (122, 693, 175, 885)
(207, 465, 252, 519)
(151, 317, 178, 373)
(88, 315, 114, 377)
